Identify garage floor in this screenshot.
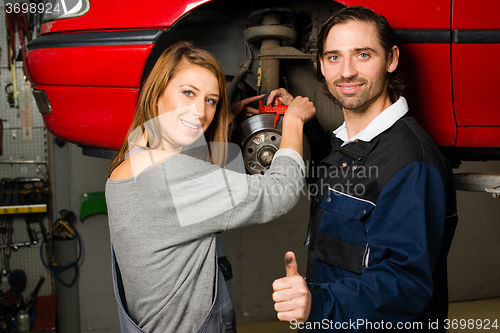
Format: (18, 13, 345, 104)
(236, 298, 500, 332)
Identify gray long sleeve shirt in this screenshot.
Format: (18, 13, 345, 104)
(105, 148, 305, 333)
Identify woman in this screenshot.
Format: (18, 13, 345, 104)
(106, 41, 314, 333)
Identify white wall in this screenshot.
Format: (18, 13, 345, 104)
(65, 143, 119, 332)
(448, 161, 500, 301)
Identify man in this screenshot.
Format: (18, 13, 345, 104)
(270, 6, 457, 332)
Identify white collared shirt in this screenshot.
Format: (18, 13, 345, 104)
(333, 97, 409, 146)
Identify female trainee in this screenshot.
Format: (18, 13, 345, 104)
(105, 41, 314, 333)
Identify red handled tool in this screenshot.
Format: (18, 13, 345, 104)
(258, 99, 288, 128)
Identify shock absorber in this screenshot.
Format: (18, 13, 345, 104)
(241, 8, 311, 175)
(244, 7, 296, 95)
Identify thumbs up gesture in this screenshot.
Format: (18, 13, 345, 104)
(272, 251, 311, 323)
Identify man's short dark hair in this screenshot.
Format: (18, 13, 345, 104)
(315, 6, 405, 103)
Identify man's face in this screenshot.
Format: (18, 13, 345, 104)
(320, 20, 398, 112)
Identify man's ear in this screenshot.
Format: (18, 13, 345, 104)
(387, 45, 399, 74)
(319, 55, 326, 77)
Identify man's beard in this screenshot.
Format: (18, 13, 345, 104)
(328, 76, 385, 111)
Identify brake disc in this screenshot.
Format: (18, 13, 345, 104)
(240, 113, 310, 175)
(241, 114, 281, 175)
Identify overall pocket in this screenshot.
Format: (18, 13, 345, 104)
(313, 188, 375, 274)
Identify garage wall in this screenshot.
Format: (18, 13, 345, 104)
(58, 143, 119, 333)
(448, 161, 500, 302)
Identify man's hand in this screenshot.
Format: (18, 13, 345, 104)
(267, 88, 295, 106)
(267, 88, 315, 123)
(285, 96, 316, 124)
(229, 94, 265, 122)
(272, 251, 311, 323)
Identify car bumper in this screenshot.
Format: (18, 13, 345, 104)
(26, 30, 163, 149)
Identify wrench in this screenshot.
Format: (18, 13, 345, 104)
(0, 241, 31, 251)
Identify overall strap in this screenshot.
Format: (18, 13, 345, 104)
(195, 234, 236, 333)
(111, 247, 146, 333)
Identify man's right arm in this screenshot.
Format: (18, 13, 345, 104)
(279, 96, 315, 158)
(268, 88, 332, 183)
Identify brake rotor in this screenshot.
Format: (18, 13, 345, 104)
(241, 114, 282, 175)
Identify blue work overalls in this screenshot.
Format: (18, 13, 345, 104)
(111, 233, 236, 332)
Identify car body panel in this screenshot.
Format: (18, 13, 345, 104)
(337, 0, 451, 29)
(400, 43, 456, 146)
(39, 85, 137, 149)
(457, 127, 500, 148)
(26, 44, 153, 88)
(41, 0, 211, 34)
(452, 43, 500, 127)
(452, 0, 499, 30)
(451, 0, 500, 131)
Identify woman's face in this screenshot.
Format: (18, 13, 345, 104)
(156, 62, 219, 149)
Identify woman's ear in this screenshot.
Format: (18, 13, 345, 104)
(387, 45, 399, 74)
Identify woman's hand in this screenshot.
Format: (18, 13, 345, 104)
(229, 94, 265, 122)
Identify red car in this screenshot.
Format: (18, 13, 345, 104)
(25, 0, 500, 161)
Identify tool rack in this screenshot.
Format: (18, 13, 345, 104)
(0, 10, 53, 301)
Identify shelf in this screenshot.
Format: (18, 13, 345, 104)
(0, 204, 47, 214)
(0, 160, 47, 164)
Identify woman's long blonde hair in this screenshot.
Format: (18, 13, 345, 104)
(108, 41, 230, 176)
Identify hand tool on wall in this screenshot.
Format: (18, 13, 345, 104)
(0, 241, 30, 251)
(23, 215, 37, 245)
(23, 276, 45, 313)
(1, 216, 13, 275)
(20, 80, 33, 141)
(4, 84, 15, 108)
(5, 6, 32, 109)
(6, 12, 18, 108)
(0, 120, 3, 156)
(23, 213, 46, 245)
(0, 220, 4, 278)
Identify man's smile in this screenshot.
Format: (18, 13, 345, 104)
(337, 83, 364, 94)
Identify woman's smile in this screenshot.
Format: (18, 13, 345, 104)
(180, 118, 201, 132)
